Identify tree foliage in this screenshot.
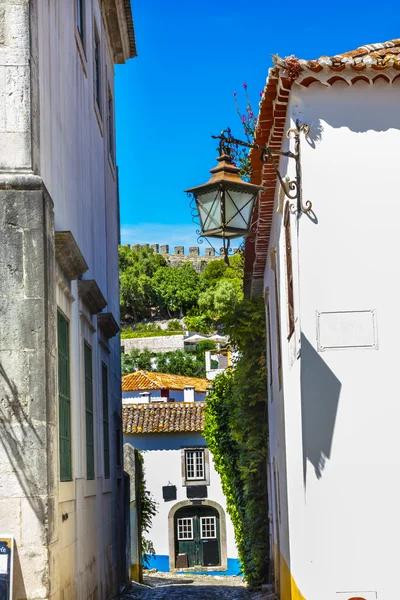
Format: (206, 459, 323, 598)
(119, 245, 244, 327)
(152, 262, 200, 316)
(204, 295, 269, 587)
(121, 342, 216, 378)
(137, 451, 158, 566)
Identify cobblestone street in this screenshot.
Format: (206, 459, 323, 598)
(119, 573, 271, 600)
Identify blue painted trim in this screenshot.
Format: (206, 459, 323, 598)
(143, 555, 242, 576)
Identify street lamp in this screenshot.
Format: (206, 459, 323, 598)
(184, 137, 263, 241)
(185, 123, 311, 264)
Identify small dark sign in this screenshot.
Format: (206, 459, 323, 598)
(186, 485, 207, 499)
(162, 485, 177, 502)
(0, 537, 13, 600)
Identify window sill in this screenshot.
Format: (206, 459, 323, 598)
(94, 101, 104, 137)
(183, 479, 209, 487)
(75, 29, 88, 78)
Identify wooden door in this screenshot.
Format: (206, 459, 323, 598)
(175, 506, 220, 568)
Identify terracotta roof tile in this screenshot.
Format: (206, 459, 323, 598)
(122, 402, 206, 434)
(122, 370, 211, 393)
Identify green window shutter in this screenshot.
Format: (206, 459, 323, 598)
(102, 363, 110, 479)
(84, 342, 95, 480)
(58, 311, 72, 482)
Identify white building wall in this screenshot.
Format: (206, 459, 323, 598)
(36, 2, 126, 598)
(124, 432, 238, 562)
(265, 78, 400, 600)
(122, 390, 206, 403)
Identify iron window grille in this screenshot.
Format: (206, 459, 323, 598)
(200, 516, 217, 539)
(177, 518, 194, 541)
(185, 449, 205, 480)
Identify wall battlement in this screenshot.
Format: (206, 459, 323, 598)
(124, 243, 240, 272)
(126, 243, 240, 257)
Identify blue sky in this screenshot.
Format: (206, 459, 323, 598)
(115, 2, 398, 253)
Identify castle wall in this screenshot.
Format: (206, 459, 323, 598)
(126, 244, 240, 273)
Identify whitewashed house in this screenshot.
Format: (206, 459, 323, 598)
(244, 40, 400, 600)
(122, 371, 240, 574)
(0, 2, 135, 598)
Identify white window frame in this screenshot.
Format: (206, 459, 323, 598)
(177, 517, 194, 541)
(200, 516, 217, 539)
(185, 449, 205, 481)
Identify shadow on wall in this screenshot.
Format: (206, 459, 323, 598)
(0, 361, 45, 520)
(300, 334, 341, 486)
(300, 81, 400, 141)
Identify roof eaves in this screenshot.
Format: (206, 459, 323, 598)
(122, 0, 137, 58)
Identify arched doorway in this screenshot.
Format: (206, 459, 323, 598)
(174, 505, 220, 568)
(168, 500, 227, 571)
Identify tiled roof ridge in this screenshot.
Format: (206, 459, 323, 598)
(122, 370, 211, 393)
(244, 39, 400, 289)
(274, 39, 400, 70)
(122, 400, 206, 434)
(270, 39, 400, 83)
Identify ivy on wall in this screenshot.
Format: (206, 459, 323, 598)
(204, 295, 269, 587)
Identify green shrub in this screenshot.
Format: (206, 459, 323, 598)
(121, 328, 183, 339)
(167, 319, 183, 331)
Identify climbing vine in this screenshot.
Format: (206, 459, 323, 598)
(137, 451, 158, 566)
(204, 295, 269, 587)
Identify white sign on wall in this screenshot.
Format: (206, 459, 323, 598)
(316, 309, 378, 351)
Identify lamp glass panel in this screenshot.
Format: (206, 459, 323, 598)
(224, 189, 257, 231)
(197, 189, 221, 232)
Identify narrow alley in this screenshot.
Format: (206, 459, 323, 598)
(119, 573, 270, 600)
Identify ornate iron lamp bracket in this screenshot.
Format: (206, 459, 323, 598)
(212, 121, 312, 215)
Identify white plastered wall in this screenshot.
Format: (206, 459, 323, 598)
(124, 432, 238, 561)
(266, 77, 400, 600)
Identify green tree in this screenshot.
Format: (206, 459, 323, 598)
(155, 350, 206, 378)
(121, 348, 154, 375)
(118, 246, 167, 322)
(183, 313, 214, 334)
(200, 254, 244, 287)
(153, 262, 200, 317)
(198, 279, 243, 319)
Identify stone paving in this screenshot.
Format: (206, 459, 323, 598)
(119, 572, 273, 600)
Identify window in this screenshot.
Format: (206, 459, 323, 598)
(84, 342, 95, 480)
(200, 516, 217, 539)
(108, 88, 115, 163)
(185, 449, 205, 480)
(94, 24, 101, 110)
(76, 0, 85, 45)
(177, 518, 193, 541)
(102, 363, 110, 479)
(284, 203, 295, 338)
(58, 312, 72, 482)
